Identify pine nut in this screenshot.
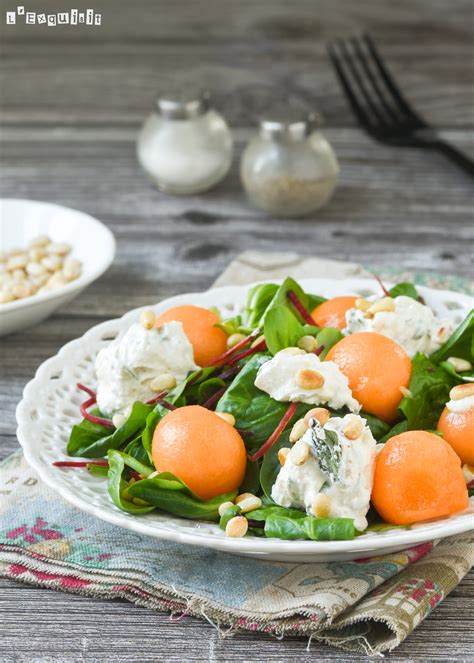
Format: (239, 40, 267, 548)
(290, 440, 310, 465)
(63, 257, 82, 281)
(297, 335, 318, 352)
(296, 368, 325, 390)
(450, 383, 474, 401)
(42, 255, 62, 272)
(343, 415, 364, 440)
(462, 463, 474, 483)
(32, 273, 49, 288)
(235, 493, 262, 513)
(28, 247, 46, 262)
(355, 297, 372, 311)
(225, 515, 248, 538)
(218, 501, 235, 517)
(279, 347, 306, 356)
(47, 242, 71, 256)
(367, 297, 396, 314)
(289, 418, 307, 443)
(149, 373, 177, 392)
(11, 268, 26, 281)
(447, 356, 472, 373)
(140, 309, 156, 329)
(250, 334, 265, 349)
(11, 282, 32, 299)
(400, 386, 412, 398)
(304, 407, 330, 427)
(215, 412, 236, 426)
(7, 254, 28, 270)
(112, 413, 126, 428)
(278, 447, 291, 465)
(227, 332, 246, 349)
(26, 261, 47, 277)
(28, 234, 50, 248)
(45, 273, 66, 289)
(312, 493, 331, 518)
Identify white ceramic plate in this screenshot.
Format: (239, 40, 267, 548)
(16, 278, 474, 562)
(0, 199, 115, 336)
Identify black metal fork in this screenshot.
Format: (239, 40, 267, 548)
(327, 34, 474, 177)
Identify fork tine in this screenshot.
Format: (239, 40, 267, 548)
(336, 38, 388, 126)
(349, 36, 401, 123)
(326, 42, 378, 133)
(363, 34, 425, 126)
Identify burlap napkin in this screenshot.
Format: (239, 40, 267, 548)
(1, 253, 473, 655)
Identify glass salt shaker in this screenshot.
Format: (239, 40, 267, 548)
(137, 88, 233, 195)
(240, 112, 339, 216)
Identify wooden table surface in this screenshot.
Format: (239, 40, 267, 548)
(1, 0, 473, 660)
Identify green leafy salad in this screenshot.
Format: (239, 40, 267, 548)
(56, 277, 474, 542)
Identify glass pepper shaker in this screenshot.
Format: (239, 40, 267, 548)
(137, 88, 233, 195)
(240, 112, 339, 216)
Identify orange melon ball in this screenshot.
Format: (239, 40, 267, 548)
(437, 406, 474, 465)
(155, 305, 228, 366)
(325, 332, 411, 422)
(372, 430, 468, 525)
(151, 405, 247, 500)
(311, 296, 357, 330)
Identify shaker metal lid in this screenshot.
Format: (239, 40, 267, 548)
(155, 87, 211, 120)
(259, 110, 322, 139)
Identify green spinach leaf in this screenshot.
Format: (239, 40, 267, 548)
(67, 401, 153, 459)
(128, 472, 237, 520)
(379, 420, 408, 444)
(316, 327, 344, 359)
(243, 283, 279, 329)
(263, 305, 305, 355)
(439, 361, 474, 383)
(399, 353, 457, 429)
(216, 354, 312, 452)
(388, 282, 421, 300)
(258, 510, 355, 540)
(430, 310, 474, 363)
(361, 413, 392, 441)
(107, 450, 155, 514)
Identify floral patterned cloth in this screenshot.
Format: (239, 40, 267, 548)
(1, 255, 473, 655)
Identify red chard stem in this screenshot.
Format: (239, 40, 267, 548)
(203, 330, 259, 367)
(248, 401, 298, 461)
(287, 290, 316, 326)
(228, 339, 267, 366)
(202, 386, 227, 410)
(53, 460, 109, 468)
(373, 273, 391, 297)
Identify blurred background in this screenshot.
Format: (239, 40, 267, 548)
(1, 0, 473, 316)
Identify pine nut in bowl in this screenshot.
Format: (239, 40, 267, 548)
(0, 199, 115, 336)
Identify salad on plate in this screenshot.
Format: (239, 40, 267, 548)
(55, 277, 474, 542)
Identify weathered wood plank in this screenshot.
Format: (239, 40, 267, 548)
(0, 574, 472, 661)
(0, 0, 473, 128)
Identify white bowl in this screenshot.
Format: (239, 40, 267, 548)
(16, 278, 474, 562)
(0, 199, 115, 336)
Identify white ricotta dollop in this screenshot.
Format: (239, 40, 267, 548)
(95, 321, 198, 417)
(271, 414, 376, 531)
(344, 295, 454, 357)
(254, 349, 360, 413)
(445, 395, 474, 414)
